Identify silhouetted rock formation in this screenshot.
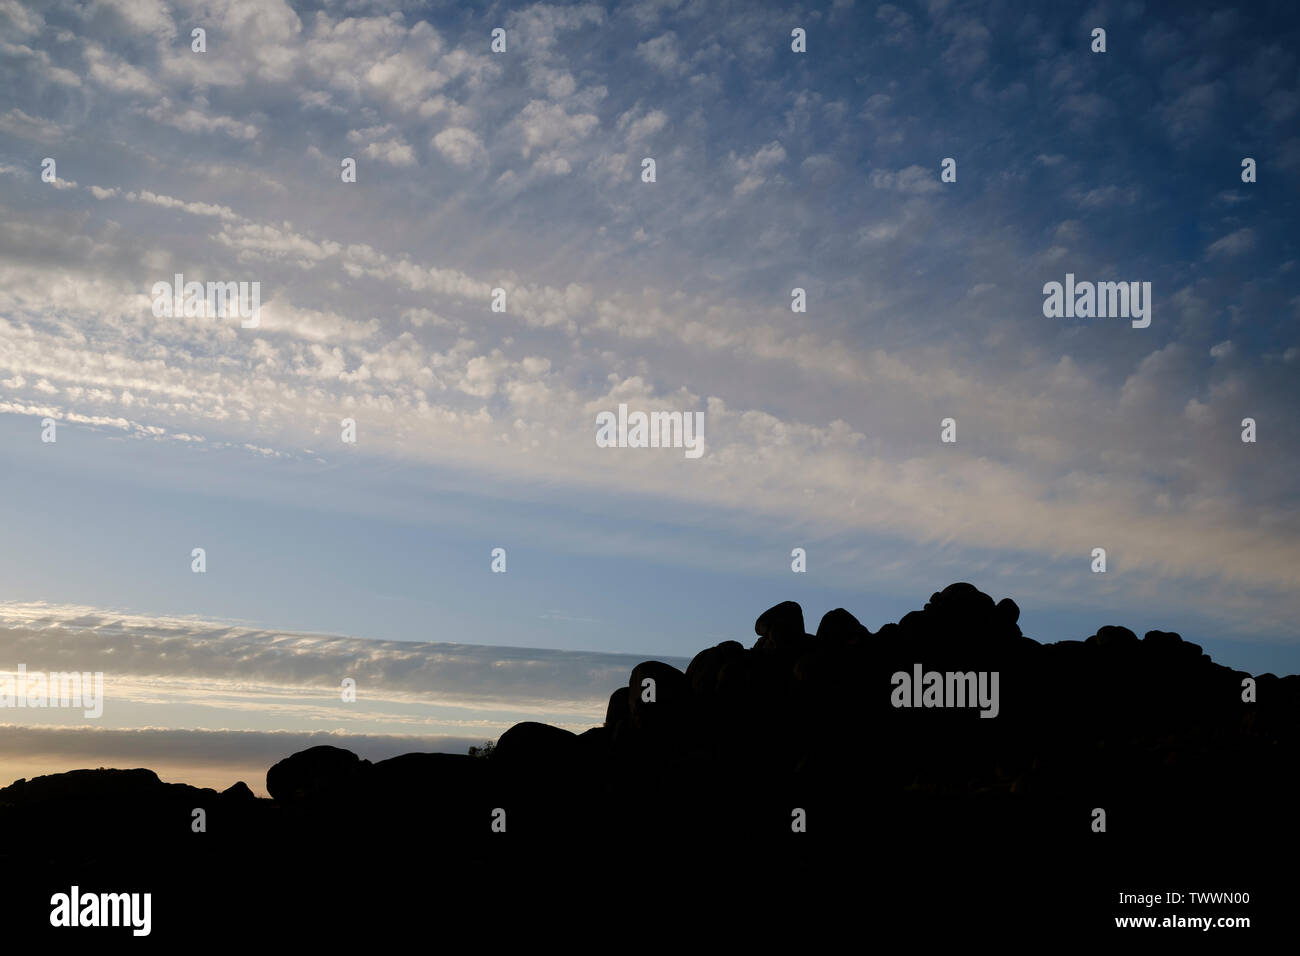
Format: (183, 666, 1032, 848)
(220, 780, 256, 803)
(266, 743, 371, 805)
(2, 583, 1295, 939)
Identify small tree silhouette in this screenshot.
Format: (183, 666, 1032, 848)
(468, 740, 496, 759)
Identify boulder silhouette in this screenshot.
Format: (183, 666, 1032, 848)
(221, 780, 256, 802)
(266, 745, 370, 804)
(1, 582, 1294, 939)
(996, 597, 1020, 627)
(605, 685, 630, 726)
(628, 660, 687, 730)
(814, 607, 869, 643)
(1087, 624, 1139, 647)
(493, 720, 579, 771)
(753, 600, 807, 654)
(685, 639, 744, 698)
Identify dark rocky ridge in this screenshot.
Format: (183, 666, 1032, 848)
(1, 583, 1294, 939)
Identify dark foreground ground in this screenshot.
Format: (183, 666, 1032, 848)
(1, 583, 1295, 942)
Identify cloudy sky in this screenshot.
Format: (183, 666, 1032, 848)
(0, 0, 1297, 792)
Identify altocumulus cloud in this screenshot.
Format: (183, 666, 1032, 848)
(0, 0, 1297, 668)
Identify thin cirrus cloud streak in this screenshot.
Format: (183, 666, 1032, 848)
(0, 601, 680, 793)
(0, 0, 1296, 680)
(0, 601, 672, 713)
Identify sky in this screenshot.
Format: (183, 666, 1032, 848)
(0, 0, 1297, 794)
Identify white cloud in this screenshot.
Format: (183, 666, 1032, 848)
(84, 41, 159, 95)
(0, 107, 60, 142)
(363, 138, 417, 167)
(637, 32, 686, 75)
(1070, 184, 1139, 207)
(732, 140, 786, 195)
(432, 126, 485, 167)
(513, 100, 598, 158)
(144, 98, 258, 139)
(1206, 227, 1255, 259)
(617, 107, 669, 144)
(127, 189, 242, 221)
(869, 164, 941, 194)
(87, 0, 177, 39)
